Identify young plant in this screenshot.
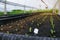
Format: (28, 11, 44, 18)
(50, 15, 56, 37)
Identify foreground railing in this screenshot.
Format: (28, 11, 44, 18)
(0, 32, 60, 40)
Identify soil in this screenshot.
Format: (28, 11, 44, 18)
(0, 13, 60, 37)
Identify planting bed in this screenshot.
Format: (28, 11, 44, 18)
(0, 12, 60, 38)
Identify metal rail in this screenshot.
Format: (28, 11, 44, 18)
(0, 0, 38, 9)
(41, 0, 48, 9)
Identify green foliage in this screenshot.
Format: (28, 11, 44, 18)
(29, 27, 32, 32)
(50, 16, 55, 29)
(0, 9, 59, 16)
(50, 16, 56, 37)
(8, 10, 25, 15)
(0, 12, 4, 16)
(34, 9, 59, 13)
(26, 10, 33, 13)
